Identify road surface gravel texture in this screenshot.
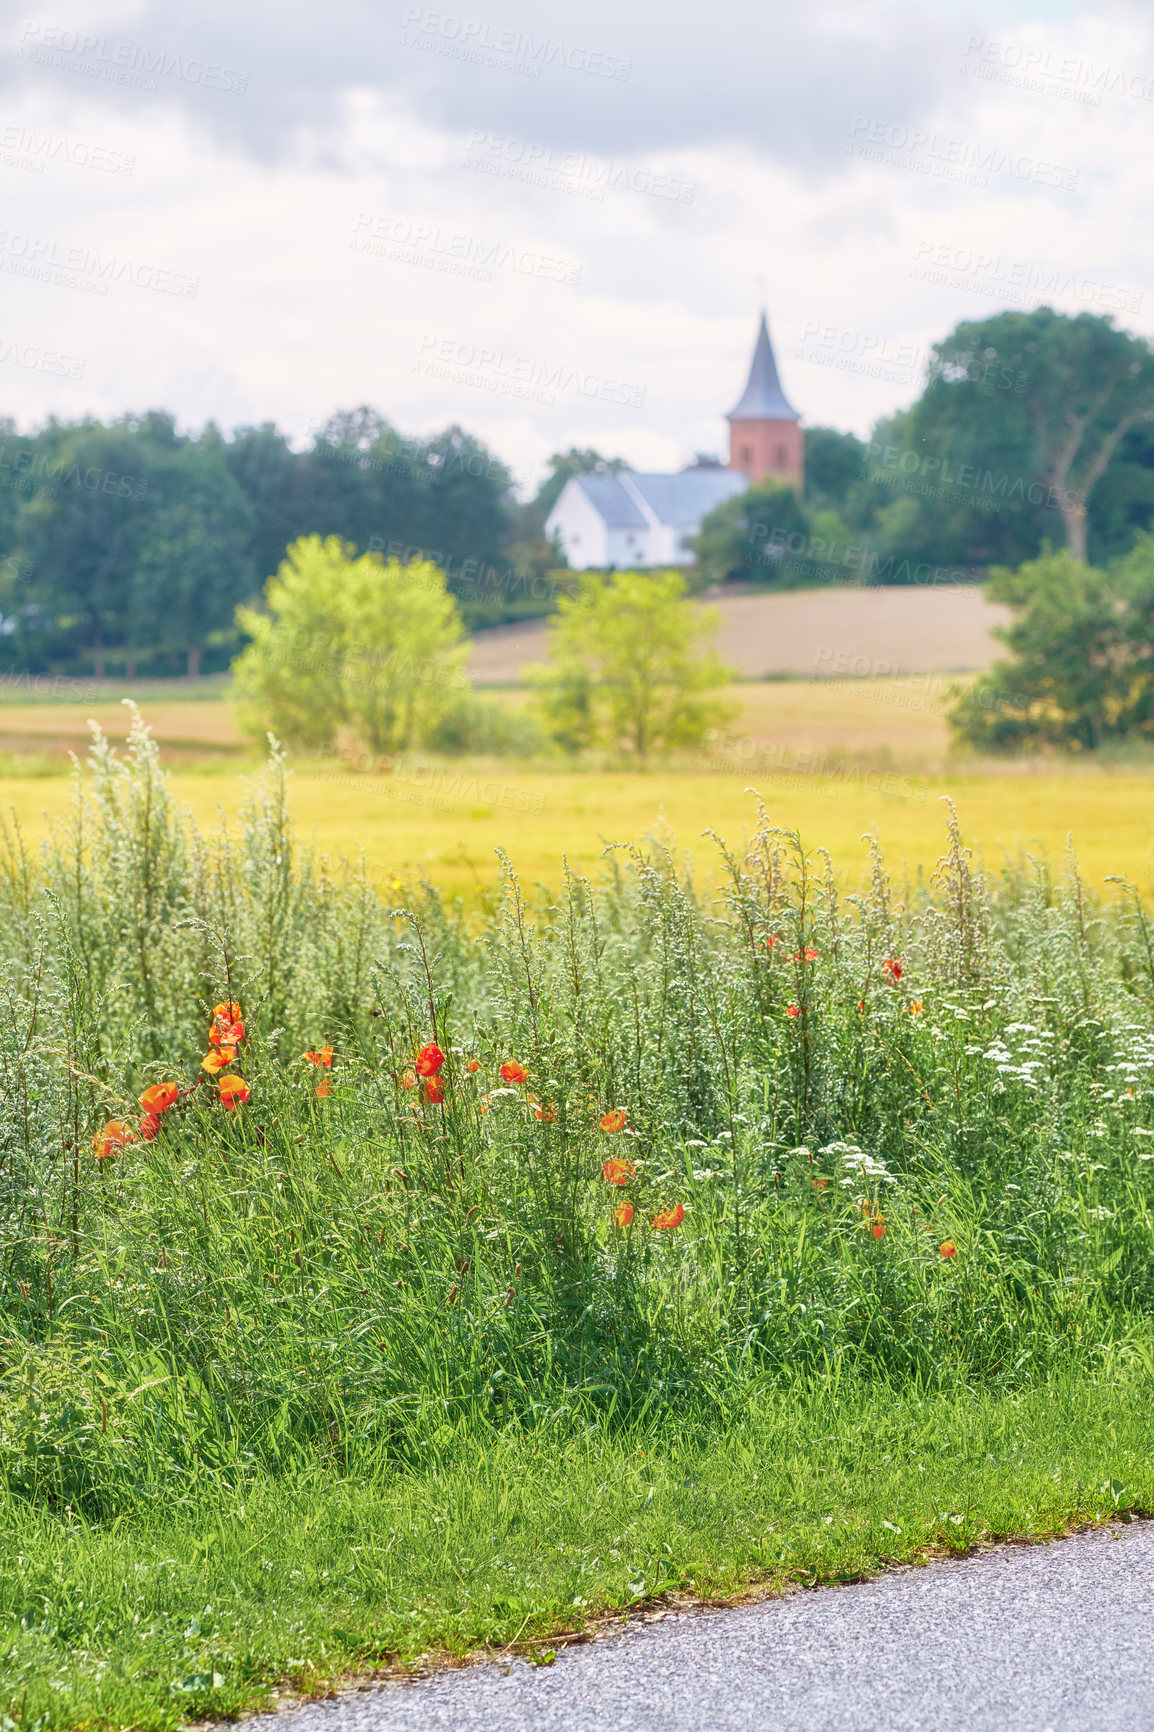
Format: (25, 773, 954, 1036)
(256, 1520, 1154, 1732)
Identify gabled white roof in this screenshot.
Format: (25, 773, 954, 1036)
(557, 467, 746, 532)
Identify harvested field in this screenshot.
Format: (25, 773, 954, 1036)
(466, 585, 1010, 685)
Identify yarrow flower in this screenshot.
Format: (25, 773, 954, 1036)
(652, 1204, 685, 1231)
(500, 1060, 528, 1084)
(92, 1120, 134, 1160)
(416, 1042, 445, 1078)
(602, 1157, 635, 1186)
(600, 1108, 627, 1133)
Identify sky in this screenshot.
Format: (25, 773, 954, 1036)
(2, 0, 1153, 492)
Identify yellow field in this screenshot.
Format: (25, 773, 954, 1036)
(1, 687, 1153, 900)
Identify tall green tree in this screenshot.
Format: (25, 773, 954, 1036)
(895, 309, 1154, 563)
(526, 569, 735, 760)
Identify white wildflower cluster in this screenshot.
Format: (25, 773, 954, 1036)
(973, 1022, 1055, 1089)
(820, 1140, 896, 1187)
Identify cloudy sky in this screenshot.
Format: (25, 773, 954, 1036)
(1, 0, 1151, 489)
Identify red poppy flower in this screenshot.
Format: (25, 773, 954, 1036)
(423, 1074, 445, 1105)
(314, 1076, 332, 1099)
(909, 1001, 923, 1015)
(766, 933, 782, 948)
(212, 1000, 242, 1022)
(210, 1016, 245, 1047)
(305, 1046, 333, 1067)
(811, 1177, 830, 1191)
(602, 1157, 635, 1186)
(467, 1058, 480, 1072)
(652, 1204, 685, 1231)
(940, 1240, 957, 1259)
(218, 1076, 251, 1111)
(600, 1109, 627, 1133)
(882, 958, 903, 980)
(786, 1004, 800, 1018)
(139, 1081, 179, 1116)
(789, 947, 818, 963)
(416, 1042, 445, 1078)
(201, 1048, 235, 1074)
(92, 1120, 134, 1160)
(500, 1060, 528, 1084)
(529, 1096, 556, 1123)
(856, 1000, 865, 1013)
(139, 1112, 162, 1141)
(401, 1068, 417, 1090)
(614, 1202, 634, 1229)
(872, 1217, 887, 1239)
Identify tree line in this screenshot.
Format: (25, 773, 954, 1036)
(5, 306, 1154, 679)
(0, 408, 579, 678)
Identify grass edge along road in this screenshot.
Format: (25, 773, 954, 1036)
(2, 1374, 1151, 1730)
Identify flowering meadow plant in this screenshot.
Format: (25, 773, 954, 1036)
(0, 714, 1152, 1525)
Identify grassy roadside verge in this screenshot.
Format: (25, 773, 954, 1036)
(3, 1372, 1150, 1730)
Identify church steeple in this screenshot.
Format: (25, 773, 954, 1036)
(727, 311, 799, 421)
(726, 311, 803, 490)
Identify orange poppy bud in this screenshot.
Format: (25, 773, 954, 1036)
(940, 1240, 957, 1259)
(217, 1076, 251, 1111)
(314, 1076, 332, 1098)
(500, 1060, 528, 1084)
(600, 1109, 627, 1133)
(602, 1158, 635, 1186)
(416, 1042, 445, 1077)
(139, 1081, 179, 1116)
(614, 1202, 634, 1230)
(304, 1046, 334, 1067)
(92, 1120, 134, 1160)
(423, 1075, 445, 1105)
(201, 1048, 235, 1074)
(139, 1112, 162, 1141)
(652, 1203, 685, 1231)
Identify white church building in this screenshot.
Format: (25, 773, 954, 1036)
(544, 313, 803, 571)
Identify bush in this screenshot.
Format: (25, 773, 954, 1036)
(950, 538, 1154, 752)
(232, 536, 470, 755)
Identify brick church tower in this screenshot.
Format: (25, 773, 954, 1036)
(726, 311, 803, 490)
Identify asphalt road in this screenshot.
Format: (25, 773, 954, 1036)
(261, 1519, 1154, 1732)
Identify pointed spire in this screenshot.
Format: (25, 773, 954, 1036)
(727, 311, 798, 421)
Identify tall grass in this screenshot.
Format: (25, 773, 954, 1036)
(0, 707, 1152, 1526)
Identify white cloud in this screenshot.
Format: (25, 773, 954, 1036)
(1, 0, 1152, 490)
